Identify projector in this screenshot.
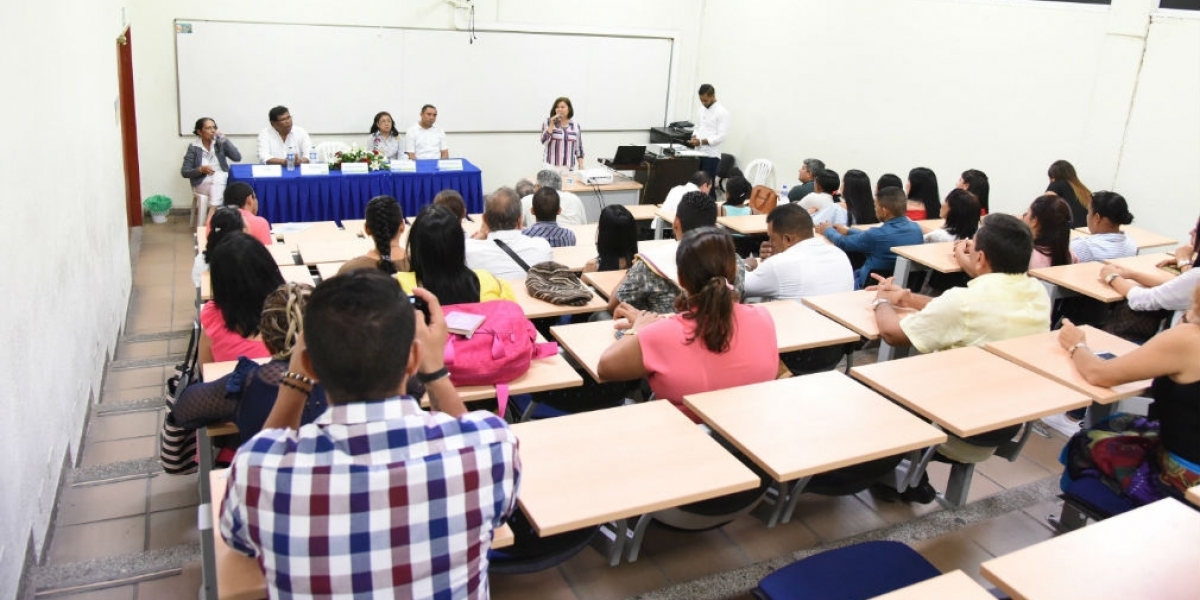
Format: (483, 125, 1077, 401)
(579, 168, 614, 185)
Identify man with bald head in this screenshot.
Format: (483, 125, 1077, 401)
(465, 187, 553, 280)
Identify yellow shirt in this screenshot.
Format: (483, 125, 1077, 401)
(900, 273, 1050, 355)
(394, 269, 516, 302)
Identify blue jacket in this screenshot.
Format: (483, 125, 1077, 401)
(824, 217, 924, 288)
(181, 138, 242, 188)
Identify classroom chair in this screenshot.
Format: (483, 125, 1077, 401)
(488, 509, 599, 575)
(903, 423, 1035, 508)
(1050, 475, 1137, 533)
(752, 540, 941, 600)
(715, 152, 737, 195)
(743, 158, 776, 189)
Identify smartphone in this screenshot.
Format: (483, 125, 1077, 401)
(1096, 352, 1117, 360)
(1160, 264, 1182, 276)
(409, 295, 430, 324)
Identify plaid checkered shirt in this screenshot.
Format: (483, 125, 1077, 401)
(522, 221, 578, 248)
(220, 395, 520, 599)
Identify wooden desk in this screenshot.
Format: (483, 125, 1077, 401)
(509, 401, 759, 556)
(759, 300, 859, 352)
(802, 290, 880, 340)
(582, 270, 627, 300)
(625, 204, 661, 221)
(684, 372, 945, 526)
(874, 570, 996, 600)
(504, 277, 607, 319)
(297, 239, 373, 265)
(314, 262, 345, 281)
(892, 241, 961, 276)
(851, 346, 1091, 437)
(981, 498, 1200, 600)
(206, 468, 514, 600)
(1105, 253, 1177, 287)
(562, 174, 644, 223)
(984, 326, 1151, 405)
(549, 320, 620, 382)
(564, 223, 597, 246)
(551, 245, 596, 272)
(1074, 225, 1177, 251)
(454, 339, 584, 403)
(200, 265, 315, 301)
(717, 214, 768, 235)
(1186, 485, 1200, 507)
(1029, 262, 1124, 303)
(266, 245, 297, 266)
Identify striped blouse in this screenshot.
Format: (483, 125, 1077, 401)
(540, 119, 584, 167)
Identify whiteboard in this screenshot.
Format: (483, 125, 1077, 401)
(175, 21, 673, 136)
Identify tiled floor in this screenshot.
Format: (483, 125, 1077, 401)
(37, 215, 1073, 599)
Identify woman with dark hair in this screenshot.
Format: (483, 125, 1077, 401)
(1023, 194, 1075, 269)
(584, 204, 638, 273)
(1047, 159, 1091, 228)
(959, 169, 990, 213)
(337, 196, 409, 275)
(597, 227, 778, 422)
(181, 117, 242, 225)
(1099, 214, 1200, 313)
(367, 111, 402, 160)
(540, 96, 584, 170)
(1070, 191, 1137, 263)
(842, 169, 878, 226)
(877, 173, 903, 194)
(396, 204, 514, 304)
(199, 233, 285, 364)
(925, 189, 981, 243)
(191, 207, 245, 287)
(905, 167, 940, 221)
(721, 175, 752, 216)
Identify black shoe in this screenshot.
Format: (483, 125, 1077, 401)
(901, 481, 938, 504)
(869, 482, 903, 503)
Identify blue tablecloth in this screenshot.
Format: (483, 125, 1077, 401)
(228, 159, 483, 224)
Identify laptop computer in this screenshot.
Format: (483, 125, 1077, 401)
(610, 145, 647, 165)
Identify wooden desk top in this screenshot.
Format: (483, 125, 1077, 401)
(802, 290, 879, 340)
(758, 300, 860, 352)
(984, 326, 1151, 404)
(297, 239, 374, 265)
(1029, 262, 1124, 303)
(1186, 485, 1200, 507)
(684, 372, 945, 482)
(282, 229, 360, 247)
(1105, 253, 1177, 287)
(504, 277, 607, 319)
(549, 320, 618, 382)
(201, 265, 315, 301)
(1074, 225, 1177, 250)
(873, 570, 996, 600)
(851, 346, 1092, 437)
(208, 468, 514, 600)
(717, 214, 767, 235)
(892, 241, 961, 273)
(625, 204, 661, 220)
(562, 175, 643, 194)
(267, 245, 298, 266)
(564, 223, 597, 246)
(314, 262, 345, 282)
(581, 270, 627, 300)
(981, 498, 1200, 600)
(551, 245, 595, 272)
(509, 401, 760, 536)
(454, 344, 584, 403)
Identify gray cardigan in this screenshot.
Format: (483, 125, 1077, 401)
(181, 138, 242, 188)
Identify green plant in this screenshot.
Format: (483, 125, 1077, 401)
(328, 147, 390, 171)
(142, 194, 173, 213)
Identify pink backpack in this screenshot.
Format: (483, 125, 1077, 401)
(442, 300, 557, 417)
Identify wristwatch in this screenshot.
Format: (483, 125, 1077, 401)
(1179, 258, 1192, 268)
(1068, 341, 1089, 357)
(1104, 273, 1120, 285)
(871, 298, 891, 309)
(418, 366, 450, 384)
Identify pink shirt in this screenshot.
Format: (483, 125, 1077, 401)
(206, 208, 273, 247)
(200, 301, 270, 363)
(638, 303, 778, 422)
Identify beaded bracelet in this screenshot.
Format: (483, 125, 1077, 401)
(280, 379, 313, 395)
(284, 371, 316, 386)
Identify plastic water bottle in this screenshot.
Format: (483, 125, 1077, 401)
(286, 146, 296, 171)
(308, 145, 319, 164)
(780, 184, 789, 199)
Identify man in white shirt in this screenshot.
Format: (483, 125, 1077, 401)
(256, 106, 313, 165)
(744, 203, 854, 301)
(466, 187, 553, 280)
(519, 169, 587, 226)
(800, 169, 848, 227)
(655, 171, 712, 239)
(688, 83, 730, 178)
(405, 105, 450, 160)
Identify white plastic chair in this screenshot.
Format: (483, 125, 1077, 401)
(743, 159, 776, 189)
(316, 141, 351, 163)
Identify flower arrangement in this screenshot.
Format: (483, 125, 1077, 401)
(328, 146, 390, 171)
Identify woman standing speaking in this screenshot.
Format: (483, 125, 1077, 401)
(541, 97, 584, 171)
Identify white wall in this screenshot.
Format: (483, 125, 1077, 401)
(698, 0, 1198, 240)
(130, 0, 706, 211)
(0, 0, 133, 595)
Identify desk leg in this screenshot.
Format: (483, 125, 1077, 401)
(596, 520, 628, 567)
(1084, 402, 1115, 429)
(778, 476, 813, 525)
(197, 428, 218, 600)
(893, 256, 913, 289)
(653, 218, 666, 240)
(624, 514, 655, 563)
(765, 481, 790, 528)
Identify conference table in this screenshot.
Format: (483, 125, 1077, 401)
(228, 159, 484, 224)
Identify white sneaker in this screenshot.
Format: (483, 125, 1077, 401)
(1040, 413, 1083, 437)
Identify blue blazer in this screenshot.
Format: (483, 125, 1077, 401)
(824, 217, 924, 288)
(180, 138, 242, 188)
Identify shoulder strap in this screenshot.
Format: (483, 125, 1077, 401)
(494, 238, 531, 272)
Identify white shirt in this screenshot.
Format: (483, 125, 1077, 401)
(256, 126, 312, 164)
(800, 193, 848, 227)
(1126, 266, 1200, 312)
(661, 182, 699, 216)
(693, 101, 730, 157)
(520, 190, 587, 227)
(405, 123, 448, 159)
(465, 229, 553, 281)
(743, 237, 854, 301)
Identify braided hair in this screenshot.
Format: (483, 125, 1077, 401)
(364, 195, 404, 274)
(259, 282, 314, 360)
